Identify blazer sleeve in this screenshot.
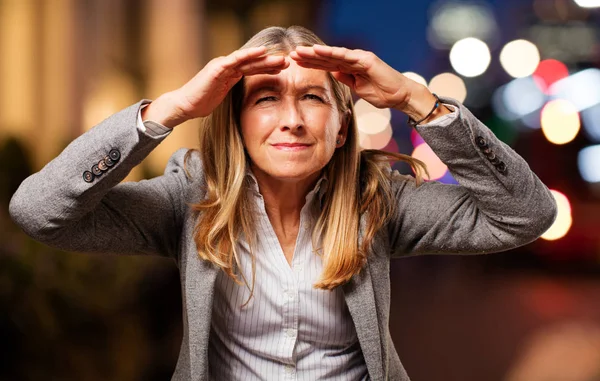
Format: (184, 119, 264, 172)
(9, 99, 200, 259)
(387, 96, 557, 257)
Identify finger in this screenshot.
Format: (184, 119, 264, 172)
(292, 53, 347, 71)
(221, 46, 268, 70)
(236, 55, 289, 73)
(293, 59, 340, 72)
(313, 45, 362, 64)
(294, 45, 367, 73)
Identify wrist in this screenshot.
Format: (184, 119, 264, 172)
(141, 91, 190, 129)
(397, 85, 451, 126)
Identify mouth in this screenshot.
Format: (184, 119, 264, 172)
(271, 143, 312, 151)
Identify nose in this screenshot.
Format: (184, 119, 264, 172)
(279, 98, 305, 132)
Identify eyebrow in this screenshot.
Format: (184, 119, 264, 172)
(244, 82, 330, 101)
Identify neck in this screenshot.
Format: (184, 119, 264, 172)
(251, 165, 321, 227)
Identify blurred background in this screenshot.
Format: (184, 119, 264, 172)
(1, 0, 600, 380)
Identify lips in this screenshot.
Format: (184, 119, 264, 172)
(271, 142, 312, 151)
(272, 143, 311, 147)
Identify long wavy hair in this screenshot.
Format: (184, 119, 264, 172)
(185, 26, 427, 294)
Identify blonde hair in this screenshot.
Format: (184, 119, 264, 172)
(186, 26, 427, 293)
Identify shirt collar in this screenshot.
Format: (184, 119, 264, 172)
(245, 168, 328, 205)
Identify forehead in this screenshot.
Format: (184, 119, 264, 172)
(243, 60, 332, 94)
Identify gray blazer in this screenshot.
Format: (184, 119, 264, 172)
(9, 97, 557, 380)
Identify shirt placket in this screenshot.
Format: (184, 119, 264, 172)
(281, 205, 312, 380)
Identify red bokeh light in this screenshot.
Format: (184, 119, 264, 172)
(533, 59, 569, 94)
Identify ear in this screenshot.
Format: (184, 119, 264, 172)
(336, 110, 351, 147)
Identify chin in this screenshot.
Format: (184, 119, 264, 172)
(260, 162, 323, 182)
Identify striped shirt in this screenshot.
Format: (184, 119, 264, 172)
(208, 173, 369, 380)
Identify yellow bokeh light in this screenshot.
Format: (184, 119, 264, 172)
(541, 190, 572, 241)
(500, 39, 540, 78)
(354, 98, 391, 135)
(411, 143, 448, 180)
(354, 98, 391, 121)
(429, 72, 467, 103)
(541, 99, 580, 145)
(359, 123, 393, 150)
(403, 71, 428, 87)
(356, 112, 391, 135)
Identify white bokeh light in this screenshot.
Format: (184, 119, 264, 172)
(578, 145, 600, 183)
(428, 2, 499, 48)
(450, 38, 491, 77)
(573, 0, 600, 8)
(403, 72, 428, 87)
(500, 39, 541, 78)
(549, 69, 600, 112)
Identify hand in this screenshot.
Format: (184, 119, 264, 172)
(143, 47, 289, 128)
(290, 45, 443, 122)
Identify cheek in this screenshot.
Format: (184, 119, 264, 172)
(240, 111, 276, 146)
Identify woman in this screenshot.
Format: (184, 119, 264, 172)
(10, 26, 556, 380)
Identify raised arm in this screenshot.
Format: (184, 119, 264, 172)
(8, 100, 193, 258)
(9, 47, 289, 258)
(387, 96, 556, 256)
(290, 44, 557, 256)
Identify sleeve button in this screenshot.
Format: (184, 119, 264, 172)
(91, 164, 102, 176)
(475, 136, 487, 147)
(104, 155, 115, 167)
(496, 161, 507, 173)
(83, 171, 94, 183)
(98, 159, 108, 171)
(108, 148, 121, 162)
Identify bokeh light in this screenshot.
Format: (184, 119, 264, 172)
(427, 2, 499, 48)
(359, 123, 393, 150)
(549, 68, 600, 111)
(541, 99, 580, 145)
(582, 103, 600, 142)
(411, 143, 448, 180)
(429, 73, 467, 103)
(533, 59, 569, 94)
(354, 98, 392, 135)
(502, 76, 546, 120)
(450, 38, 491, 77)
(578, 145, 600, 183)
(410, 129, 425, 147)
(573, 0, 600, 7)
(541, 190, 572, 241)
(382, 136, 399, 154)
(403, 72, 428, 87)
(499, 39, 540, 78)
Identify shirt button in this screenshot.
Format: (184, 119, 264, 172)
(285, 364, 295, 374)
(284, 290, 295, 300)
(286, 328, 296, 338)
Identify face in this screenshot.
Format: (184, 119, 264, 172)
(240, 58, 346, 184)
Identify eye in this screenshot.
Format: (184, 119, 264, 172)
(304, 94, 324, 102)
(256, 96, 277, 104)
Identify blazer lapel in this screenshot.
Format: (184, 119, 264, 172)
(343, 257, 384, 380)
